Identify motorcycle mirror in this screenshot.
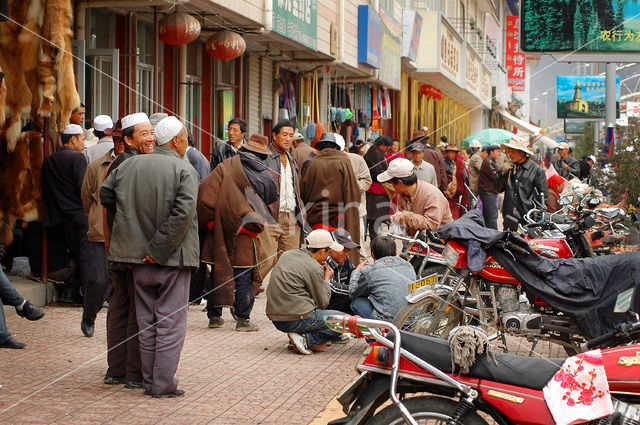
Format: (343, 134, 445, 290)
(614, 287, 636, 314)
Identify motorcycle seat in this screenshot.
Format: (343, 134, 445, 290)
(396, 331, 565, 390)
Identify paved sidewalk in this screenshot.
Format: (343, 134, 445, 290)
(0, 295, 364, 425)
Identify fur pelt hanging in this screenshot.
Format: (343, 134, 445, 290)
(0, 0, 79, 152)
(0, 130, 43, 246)
(0, 64, 6, 126)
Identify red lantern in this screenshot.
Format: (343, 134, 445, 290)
(419, 84, 444, 100)
(206, 30, 246, 61)
(159, 12, 201, 47)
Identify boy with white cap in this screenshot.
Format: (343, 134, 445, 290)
(43, 124, 104, 337)
(266, 229, 347, 355)
(552, 141, 580, 179)
(100, 115, 199, 397)
(83, 115, 114, 164)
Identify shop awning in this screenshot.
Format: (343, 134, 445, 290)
(497, 107, 542, 135)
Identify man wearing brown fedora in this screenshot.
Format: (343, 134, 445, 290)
(198, 134, 279, 332)
(498, 136, 548, 224)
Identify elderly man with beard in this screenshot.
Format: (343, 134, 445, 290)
(100, 116, 199, 398)
(198, 134, 278, 332)
(100, 112, 155, 389)
(300, 133, 361, 264)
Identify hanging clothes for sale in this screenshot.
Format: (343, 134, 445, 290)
(371, 88, 379, 119)
(381, 88, 392, 119)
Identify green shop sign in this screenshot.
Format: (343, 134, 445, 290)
(273, 0, 318, 51)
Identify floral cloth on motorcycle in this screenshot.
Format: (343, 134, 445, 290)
(543, 349, 613, 425)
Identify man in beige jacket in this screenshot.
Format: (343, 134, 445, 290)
(378, 158, 452, 235)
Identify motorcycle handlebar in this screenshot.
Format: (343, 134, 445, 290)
(585, 321, 640, 349)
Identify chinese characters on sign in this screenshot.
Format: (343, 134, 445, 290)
(506, 16, 525, 92)
(273, 0, 317, 51)
(601, 30, 640, 42)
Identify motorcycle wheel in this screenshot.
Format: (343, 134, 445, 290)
(393, 293, 463, 338)
(366, 396, 488, 425)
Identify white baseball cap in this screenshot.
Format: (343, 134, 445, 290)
(93, 115, 113, 132)
(377, 158, 414, 183)
(557, 142, 570, 150)
(306, 229, 343, 252)
(334, 133, 345, 151)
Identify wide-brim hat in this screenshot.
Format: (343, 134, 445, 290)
(317, 132, 339, 146)
(105, 119, 122, 137)
(243, 133, 270, 155)
(501, 136, 533, 156)
(445, 144, 459, 152)
(410, 130, 429, 143)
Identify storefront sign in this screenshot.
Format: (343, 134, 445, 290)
(358, 5, 382, 68)
(481, 68, 491, 102)
(378, 11, 402, 91)
(557, 75, 620, 119)
(272, 0, 317, 51)
(440, 24, 461, 82)
(506, 16, 525, 92)
(402, 10, 422, 61)
(466, 53, 480, 94)
(624, 102, 640, 117)
(521, 0, 640, 52)
(219, 90, 234, 139)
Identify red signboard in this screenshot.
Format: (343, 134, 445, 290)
(506, 16, 525, 92)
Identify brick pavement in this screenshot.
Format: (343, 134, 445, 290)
(0, 294, 365, 425)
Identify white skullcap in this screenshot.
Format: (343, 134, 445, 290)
(155, 116, 184, 145)
(334, 133, 345, 151)
(93, 115, 113, 132)
(63, 124, 84, 135)
(121, 112, 150, 130)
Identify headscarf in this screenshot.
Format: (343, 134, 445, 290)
(548, 175, 565, 197)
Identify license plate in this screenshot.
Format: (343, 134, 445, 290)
(408, 273, 438, 293)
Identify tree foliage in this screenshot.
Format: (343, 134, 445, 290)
(605, 120, 640, 205)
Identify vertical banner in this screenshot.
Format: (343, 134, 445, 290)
(218, 90, 234, 139)
(506, 16, 525, 92)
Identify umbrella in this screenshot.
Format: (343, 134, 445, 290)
(461, 128, 515, 146)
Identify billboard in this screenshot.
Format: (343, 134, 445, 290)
(564, 120, 586, 134)
(521, 1, 640, 52)
(556, 75, 620, 119)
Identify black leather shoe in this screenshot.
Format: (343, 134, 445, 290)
(125, 381, 143, 389)
(81, 321, 94, 337)
(151, 389, 185, 398)
(16, 301, 45, 321)
(0, 337, 27, 349)
(104, 376, 125, 385)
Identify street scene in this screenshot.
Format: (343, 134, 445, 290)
(1, 0, 640, 424)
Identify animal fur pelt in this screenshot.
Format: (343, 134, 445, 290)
(0, 64, 6, 126)
(0, 130, 43, 246)
(0, 0, 79, 152)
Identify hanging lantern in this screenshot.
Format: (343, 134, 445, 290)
(206, 30, 246, 61)
(419, 84, 444, 100)
(159, 12, 201, 47)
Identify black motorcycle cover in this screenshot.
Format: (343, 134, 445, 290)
(436, 210, 640, 339)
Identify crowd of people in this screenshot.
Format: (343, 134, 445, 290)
(0, 105, 598, 398)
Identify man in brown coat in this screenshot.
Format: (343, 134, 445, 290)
(300, 133, 361, 264)
(198, 134, 278, 331)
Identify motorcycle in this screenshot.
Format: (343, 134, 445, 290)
(391, 209, 640, 355)
(385, 222, 449, 279)
(325, 308, 640, 425)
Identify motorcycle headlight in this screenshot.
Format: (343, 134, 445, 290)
(442, 243, 460, 267)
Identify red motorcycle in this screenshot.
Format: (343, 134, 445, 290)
(325, 314, 640, 425)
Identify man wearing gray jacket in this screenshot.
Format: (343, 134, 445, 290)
(100, 116, 199, 398)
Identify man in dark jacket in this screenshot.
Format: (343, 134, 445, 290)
(42, 124, 99, 337)
(478, 145, 502, 229)
(185, 130, 210, 182)
(198, 134, 278, 332)
(258, 120, 308, 280)
(552, 142, 580, 179)
(363, 136, 392, 240)
(101, 116, 199, 398)
(300, 133, 361, 264)
(498, 137, 548, 224)
(210, 118, 246, 170)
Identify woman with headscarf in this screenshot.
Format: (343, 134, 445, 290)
(547, 175, 566, 213)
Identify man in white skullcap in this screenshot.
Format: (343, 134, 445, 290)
(100, 115, 199, 398)
(100, 112, 155, 389)
(43, 124, 106, 338)
(83, 115, 114, 164)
